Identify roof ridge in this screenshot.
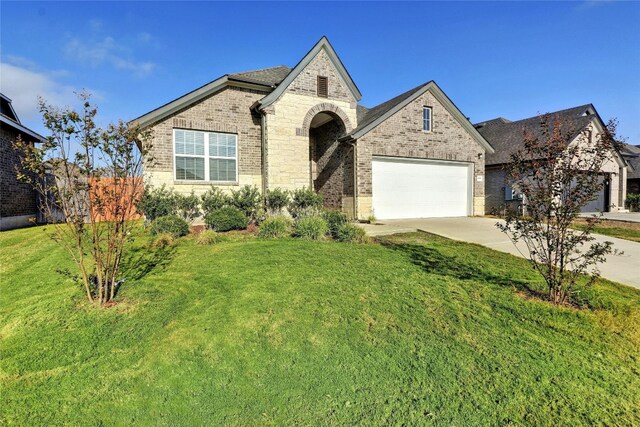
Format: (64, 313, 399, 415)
(503, 104, 593, 126)
(363, 81, 430, 114)
(229, 65, 291, 75)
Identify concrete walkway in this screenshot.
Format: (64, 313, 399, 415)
(362, 217, 640, 289)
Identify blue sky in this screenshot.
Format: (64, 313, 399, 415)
(2, 1, 639, 142)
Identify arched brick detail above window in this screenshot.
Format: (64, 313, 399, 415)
(297, 103, 352, 137)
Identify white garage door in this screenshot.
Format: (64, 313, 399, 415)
(372, 157, 471, 219)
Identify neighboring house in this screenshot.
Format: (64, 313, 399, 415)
(475, 104, 628, 214)
(0, 93, 44, 230)
(620, 143, 640, 194)
(131, 37, 494, 219)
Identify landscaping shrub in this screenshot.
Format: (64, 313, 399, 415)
(323, 210, 348, 238)
(151, 215, 190, 237)
(137, 185, 177, 222)
(195, 230, 225, 245)
(366, 212, 377, 224)
(201, 186, 230, 215)
(152, 232, 175, 248)
(289, 187, 323, 218)
(266, 188, 290, 215)
(175, 191, 201, 223)
(626, 193, 640, 212)
(258, 215, 292, 239)
(294, 216, 328, 240)
(229, 185, 262, 222)
(205, 206, 248, 231)
(336, 223, 369, 243)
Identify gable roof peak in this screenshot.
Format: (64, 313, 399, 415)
(341, 80, 494, 154)
(255, 36, 362, 110)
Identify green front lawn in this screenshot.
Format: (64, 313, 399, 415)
(1, 226, 639, 425)
(572, 218, 640, 242)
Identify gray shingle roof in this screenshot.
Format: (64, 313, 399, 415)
(356, 104, 369, 123)
(228, 66, 292, 87)
(621, 143, 640, 179)
(475, 104, 595, 166)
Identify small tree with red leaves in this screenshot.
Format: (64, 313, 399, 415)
(497, 115, 622, 305)
(14, 92, 153, 305)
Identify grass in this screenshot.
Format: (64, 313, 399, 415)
(1, 226, 639, 425)
(572, 218, 640, 242)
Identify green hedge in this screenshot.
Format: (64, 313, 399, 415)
(151, 215, 190, 237)
(205, 206, 248, 232)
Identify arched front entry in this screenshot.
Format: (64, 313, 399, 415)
(301, 104, 355, 215)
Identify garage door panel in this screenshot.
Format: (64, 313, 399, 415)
(372, 157, 470, 219)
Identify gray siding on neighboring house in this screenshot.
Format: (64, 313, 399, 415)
(356, 89, 485, 199)
(0, 126, 38, 227)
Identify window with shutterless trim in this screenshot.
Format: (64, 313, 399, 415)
(173, 129, 237, 182)
(423, 106, 432, 132)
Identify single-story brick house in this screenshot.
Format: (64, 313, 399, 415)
(475, 104, 628, 214)
(131, 37, 494, 219)
(0, 93, 44, 230)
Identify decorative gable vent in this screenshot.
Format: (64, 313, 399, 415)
(317, 76, 328, 98)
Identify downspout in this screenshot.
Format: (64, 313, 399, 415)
(259, 109, 268, 200)
(349, 139, 358, 220)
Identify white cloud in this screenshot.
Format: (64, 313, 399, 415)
(0, 61, 91, 122)
(64, 35, 156, 77)
(89, 19, 104, 31)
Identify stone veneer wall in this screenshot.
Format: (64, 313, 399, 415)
(1, 127, 38, 229)
(144, 86, 268, 196)
(355, 89, 486, 218)
(265, 48, 357, 193)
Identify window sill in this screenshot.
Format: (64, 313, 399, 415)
(173, 180, 239, 186)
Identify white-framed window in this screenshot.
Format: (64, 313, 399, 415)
(423, 106, 432, 132)
(174, 129, 237, 182)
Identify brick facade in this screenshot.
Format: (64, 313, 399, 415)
(355, 89, 486, 217)
(1, 126, 38, 228)
(144, 86, 267, 196)
(310, 119, 354, 210)
(484, 165, 520, 215)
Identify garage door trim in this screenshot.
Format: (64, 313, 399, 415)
(371, 156, 475, 218)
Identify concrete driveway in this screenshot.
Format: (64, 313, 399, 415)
(580, 212, 640, 223)
(362, 217, 640, 289)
